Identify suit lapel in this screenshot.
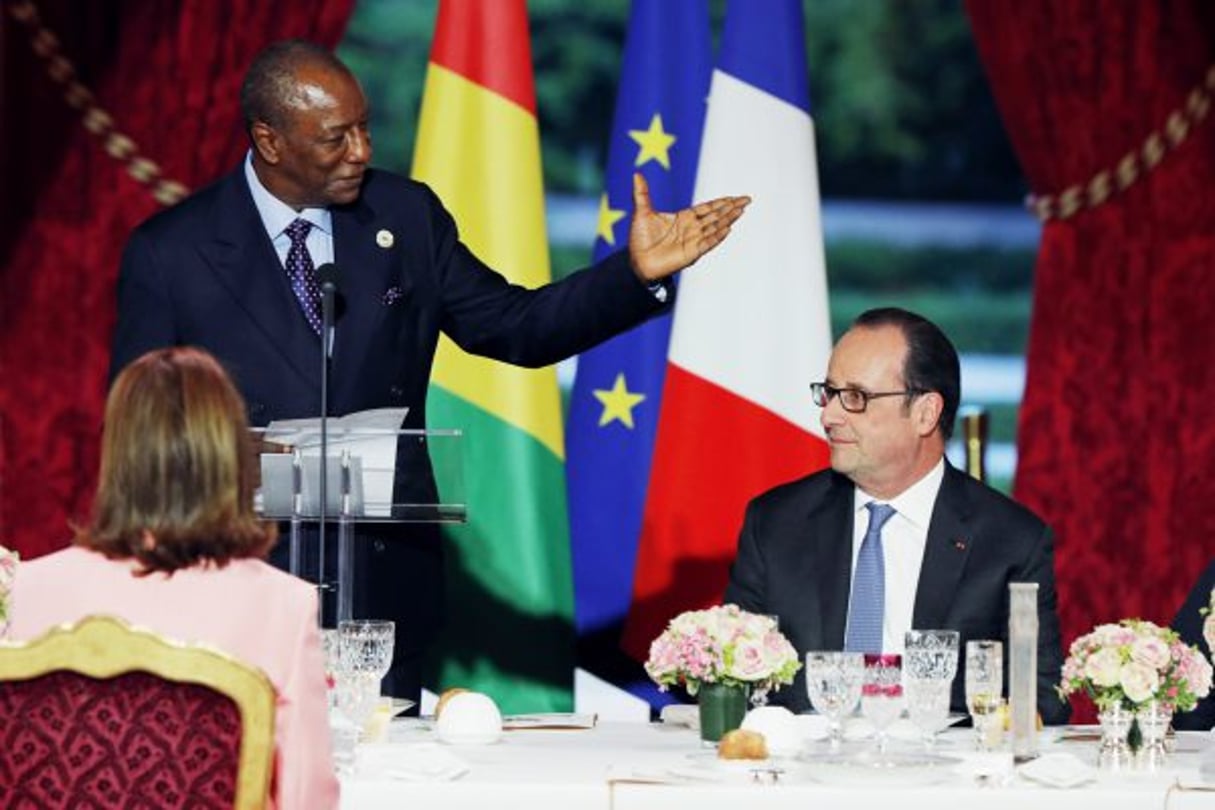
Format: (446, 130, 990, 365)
(329, 187, 414, 410)
(912, 465, 973, 629)
(202, 169, 321, 392)
(813, 475, 856, 649)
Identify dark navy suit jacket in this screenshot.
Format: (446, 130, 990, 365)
(1172, 559, 1215, 730)
(109, 165, 668, 681)
(724, 463, 1070, 725)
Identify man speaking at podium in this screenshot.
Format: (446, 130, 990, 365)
(107, 40, 749, 703)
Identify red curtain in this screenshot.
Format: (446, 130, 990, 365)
(0, 0, 354, 560)
(966, 1, 1215, 716)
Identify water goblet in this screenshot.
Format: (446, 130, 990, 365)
(903, 629, 959, 749)
(965, 639, 1004, 750)
(805, 651, 864, 752)
(861, 653, 903, 756)
(750, 614, 781, 708)
(336, 620, 395, 737)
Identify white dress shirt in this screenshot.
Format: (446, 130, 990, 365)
(245, 153, 336, 352)
(846, 457, 946, 654)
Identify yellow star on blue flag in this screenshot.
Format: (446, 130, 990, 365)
(593, 373, 646, 428)
(596, 193, 627, 246)
(629, 113, 677, 169)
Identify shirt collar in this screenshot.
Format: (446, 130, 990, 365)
(853, 456, 947, 530)
(244, 151, 332, 239)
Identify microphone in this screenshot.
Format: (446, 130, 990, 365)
(316, 261, 341, 296)
(316, 263, 341, 619)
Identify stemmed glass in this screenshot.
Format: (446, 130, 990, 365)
(320, 628, 339, 708)
(335, 619, 395, 738)
(903, 630, 959, 750)
(750, 614, 781, 708)
(861, 653, 903, 756)
(964, 639, 1004, 750)
(805, 651, 864, 752)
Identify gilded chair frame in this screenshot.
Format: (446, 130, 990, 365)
(0, 614, 276, 809)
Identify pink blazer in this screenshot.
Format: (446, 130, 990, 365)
(8, 546, 338, 810)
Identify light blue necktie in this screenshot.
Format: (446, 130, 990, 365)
(844, 502, 896, 653)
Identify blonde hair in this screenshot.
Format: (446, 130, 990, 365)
(81, 347, 275, 572)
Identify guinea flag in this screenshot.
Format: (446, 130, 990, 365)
(622, 0, 834, 660)
(411, 0, 573, 711)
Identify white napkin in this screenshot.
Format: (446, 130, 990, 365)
(356, 742, 470, 782)
(1016, 752, 1096, 789)
(741, 706, 802, 756)
(660, 704, 699, 729)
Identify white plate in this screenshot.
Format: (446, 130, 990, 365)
(685, 751, 792, 771)
(799, 713, 968, 741)
(674, 752, 807, 783)
(1017, 753, 1095, 789)
(800, 751, 962, 787)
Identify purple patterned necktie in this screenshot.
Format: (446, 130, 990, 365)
(844, 502, 897, 654)
(284, 218, 323, 334)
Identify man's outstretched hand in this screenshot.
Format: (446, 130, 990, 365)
(628, 172, 751, 283)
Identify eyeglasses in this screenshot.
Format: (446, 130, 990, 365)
(810, 382, 924, 414)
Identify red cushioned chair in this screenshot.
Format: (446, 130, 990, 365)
(0, 615, 275, 809)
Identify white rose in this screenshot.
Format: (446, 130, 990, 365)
(1120, 661, 1160, 704)
(1085, 648, 1123, 688)
(1130, 635, 1170, 671)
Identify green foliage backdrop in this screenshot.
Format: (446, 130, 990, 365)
(339, 0, 1023, 201)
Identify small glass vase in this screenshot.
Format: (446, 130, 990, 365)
(697, 681, 750, 744)
(1096, 704, 1135, 771)
(1135, 700, 1172, 771)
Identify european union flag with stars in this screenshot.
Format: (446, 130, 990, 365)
(565, 0, 713, 703)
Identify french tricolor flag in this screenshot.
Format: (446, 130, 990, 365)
(622, 0, 833, 659)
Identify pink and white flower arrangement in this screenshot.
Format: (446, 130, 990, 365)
(644, 604, 800, 700)
(1057, 618, 1213, 713)
(0, 546, 18, 630)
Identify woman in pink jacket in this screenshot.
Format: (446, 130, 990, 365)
(8, 346, 338, 809)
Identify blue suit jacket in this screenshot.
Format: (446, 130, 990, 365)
(111, 165, 664, 427)
(724, 463, 1070, 725)
(109, 165, 669, 668)
(1172, 559, 1215, 730)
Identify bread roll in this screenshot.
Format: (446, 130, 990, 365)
(717, 728, 768, 760)
(435, 687, 469, 718)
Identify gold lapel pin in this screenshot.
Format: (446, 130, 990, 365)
(376, 229, 394, 249)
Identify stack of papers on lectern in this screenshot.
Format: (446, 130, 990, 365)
(263, 407, 407, 517)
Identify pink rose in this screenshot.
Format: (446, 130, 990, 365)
(727, 637, 769, 680)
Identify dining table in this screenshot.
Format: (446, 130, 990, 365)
(339, 716, 1215, 810)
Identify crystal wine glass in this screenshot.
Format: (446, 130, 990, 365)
(805, 651, 864, 752)
(903, 629, 959, 749)
(750, 614, 781, 708)
(861, 653, 903, 755)
(335, 619, 395, 736)
(964, 639, 1004, 750)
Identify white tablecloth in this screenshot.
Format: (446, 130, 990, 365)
(340, 720, 1215, 810)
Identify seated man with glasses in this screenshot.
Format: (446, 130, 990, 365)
(725, 307, 1069, 724)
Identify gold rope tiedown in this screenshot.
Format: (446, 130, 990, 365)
(7, 0, 189, 206)
(1026, 65, 1215, 222)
